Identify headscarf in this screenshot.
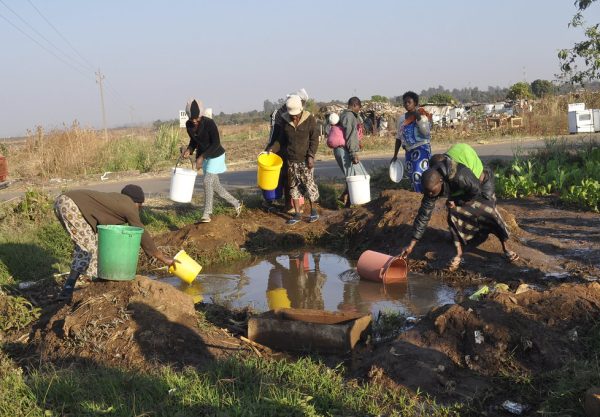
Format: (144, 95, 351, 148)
(185, 98, 204, 119)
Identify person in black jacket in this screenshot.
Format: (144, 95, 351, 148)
(182, 99, 242, 223)
(400, 162, 518, 271)
(266, 95, 320, 225)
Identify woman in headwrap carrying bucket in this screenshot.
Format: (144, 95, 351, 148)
(181, 99, 242, 223)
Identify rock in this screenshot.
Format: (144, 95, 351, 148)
(585, 387, 600, 417)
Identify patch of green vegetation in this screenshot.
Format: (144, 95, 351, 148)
(0, 355, 460, 417)
(317, 182, 341, 210)
(0, 353, 41, 417)
(0, 292, 41, 332)
(0, 190, 68, 285)
(495, 138, 600, 211)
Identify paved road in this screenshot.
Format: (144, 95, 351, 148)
(0, 137, 556, 201)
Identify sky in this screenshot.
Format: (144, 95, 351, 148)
(0, 0, 597, 137)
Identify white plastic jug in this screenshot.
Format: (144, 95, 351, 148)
(170, 159, 197, 203)
(346, 175, 371, 205)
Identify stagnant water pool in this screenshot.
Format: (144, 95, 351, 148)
(159, 251, 456, 317)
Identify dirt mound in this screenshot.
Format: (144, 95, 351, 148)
(360, 282, 600, 402)
(34, 276, 243, 369)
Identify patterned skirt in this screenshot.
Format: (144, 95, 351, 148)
(448, 199, 510, 246)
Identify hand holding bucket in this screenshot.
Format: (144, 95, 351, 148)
(168, 250, 202, 284)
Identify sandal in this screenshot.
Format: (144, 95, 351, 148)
(504, 251, 519, 263)
(447, 256, 462, 272)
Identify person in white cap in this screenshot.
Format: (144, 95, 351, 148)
(266, 95, 320, 225)
(265, 88, 310, 213)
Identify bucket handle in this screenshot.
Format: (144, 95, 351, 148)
(379, 254, 407, 281)
(174, 154, 195, 170)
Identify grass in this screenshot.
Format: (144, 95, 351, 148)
(0, 290, 40, 331)
(0, 190, 71, 285)
(0, 351, 461, 417)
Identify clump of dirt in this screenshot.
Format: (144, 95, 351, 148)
(359, 282, 600, 404)
(33, 276, 244, 370)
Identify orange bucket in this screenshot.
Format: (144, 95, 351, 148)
(356, 250, 408, 284)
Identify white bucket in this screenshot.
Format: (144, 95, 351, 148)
(346, 175, 371, 205)
(170, 167, 197, 203)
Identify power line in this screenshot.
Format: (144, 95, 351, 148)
(0, 10, 92, 80)
(26, 0, 96, 71)
(0, 0, 91, 74)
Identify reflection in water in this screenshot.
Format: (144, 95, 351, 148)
(159, 251, 456, 317)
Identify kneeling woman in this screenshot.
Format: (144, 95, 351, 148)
(182, 99, 242, 223)
(400, 165, 518, 271)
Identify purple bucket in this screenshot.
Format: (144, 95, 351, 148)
(262, 186, 283, 201)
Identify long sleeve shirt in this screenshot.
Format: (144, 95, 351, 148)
(65, 190, 159, 256)
(270, 111, 318, 163)
(185, 117, 225, 159)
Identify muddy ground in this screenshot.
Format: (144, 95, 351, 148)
(5, 189, 600, 415)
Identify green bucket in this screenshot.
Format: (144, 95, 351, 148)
(97, 225, 144, 281)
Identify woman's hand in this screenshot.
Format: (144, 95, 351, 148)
(306, 156, 314, 169)
(181, 148, 191, 158)
(400, 240, 417, 259)
(195, 156, 203, 171)
(155, 252, 177, 267)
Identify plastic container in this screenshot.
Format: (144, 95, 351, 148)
(97, 225, 144, 281)
(168, 250, 202, 284)
(389, 160, 404, 183)
(356, 250, 408, 284)
(262, 185, 283, 202)
(170, 166, 197, 203)
(257, 153, 283, 191)
(346, 175, 371, 205)
(266, 288, 292, 309)
(0, 156, 7, 182)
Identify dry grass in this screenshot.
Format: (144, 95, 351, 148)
(5, 92, 599, 181)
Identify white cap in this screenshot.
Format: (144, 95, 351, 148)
(328, 113, 339, 125)
(203, 108, 213, 119)
(286, 95, 303, 116)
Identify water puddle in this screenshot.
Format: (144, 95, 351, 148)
(159, 251, 456, 317)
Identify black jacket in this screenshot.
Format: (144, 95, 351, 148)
(412, 160, 482, 241)
(186, 117, 225, 159)
(269, 111, 318, 163)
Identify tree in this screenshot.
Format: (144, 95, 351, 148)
(426, 93, 457, 104)
(558, 0, 600, 84)
(370, 95, 389, 103)
(507, 82, 533, 100)
(530, 79, 555, 97)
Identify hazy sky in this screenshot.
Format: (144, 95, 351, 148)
(0, 0, 596, 137)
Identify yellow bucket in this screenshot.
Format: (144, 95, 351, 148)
(257, 153, 283, 191)
(168, 250, 202, 284)
(266, 288, 291, 309)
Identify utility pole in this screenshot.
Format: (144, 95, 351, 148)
(95, 69, 108, 140)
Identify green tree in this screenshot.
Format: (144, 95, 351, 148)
(507, 82, 533, 100)
(370, 95, 389, 103)
(558, 0, 600, 84)
(426, 93, 457, 104)
(530, 79, 556, 97)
